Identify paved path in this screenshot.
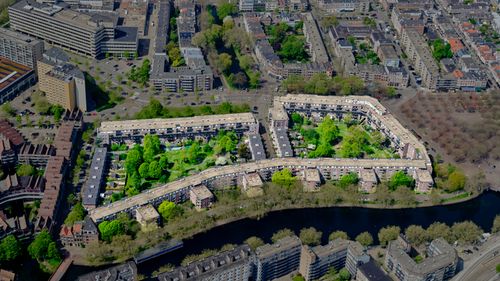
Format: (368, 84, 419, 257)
(453, 235, 500, 281)
(49, 256, 73, 281)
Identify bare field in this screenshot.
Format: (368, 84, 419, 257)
(383, 91, 500, 188)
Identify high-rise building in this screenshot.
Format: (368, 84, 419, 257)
(9, 0, 138, 58)
(37, 48, 88, 111)
(0, 28, 44, 69)
(255, 235, 302, 281)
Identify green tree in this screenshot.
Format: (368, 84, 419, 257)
(451, 221, 483, 245)
(1, 102, 16, 117)
(98, 220, 125, 242)
(300, 227, 322, 246)
(329, 230, 349, 241)
(64, 202, 86, 226)
(278, 36, 309, 62)
(378, 226, 401, 246)
(138, 162, 149, 179)
(216, 53, 233, 73)
(426, 222, 452, 243)
(292, 275, 306, 281)
(321, 16, 339, 28)
(271, 169, 297, 188)
(355, 232, 373, 247)
(244, 236, 264, 251)
(388, 171, 414, 191)
(239, 55, 253, 71)
(492, 215, 500, 233)
(28, 230, 55, 261)
(446, 171, 466, 192)
(0, 235, 22, 262)
(16, 164, 36, 176)
(125, 148, 143, 174)
(217, 1, 238, 19)
(46, 242, 61, 261)
(431, 39, 453, 61)
(404, 225, 427, 246)
(143, 134, 162, 163)
(50, 105, 65, 122)
(339, 173, 359, 188)
(271, 228, 295, 243)
(148, 161, 162, 179)
(158, 201, 183, 222)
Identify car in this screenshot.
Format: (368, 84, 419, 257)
(113, 65, 118, 68)
(253, 106, 258, 111)
(191, 102, 196, 105)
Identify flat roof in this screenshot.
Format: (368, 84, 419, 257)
(99, 113, 257, 134)
(0, 57, 33, 91)
(0, 28, 42, 46)
(248, 134, 266, 161)
(82, 147, 108, 206)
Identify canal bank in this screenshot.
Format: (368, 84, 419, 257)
(62, 190, 500, 280)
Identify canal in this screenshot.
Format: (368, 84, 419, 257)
(63, 191, 500, 280)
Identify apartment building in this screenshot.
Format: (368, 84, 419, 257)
(37, 48, 88, 111)
(0, 57, 36, 104)
(255, 235, 302, 281)
(82, 147, 108, 210)
(60, 217, 99, 247)
(317, 0, 370, 13)
(97, 113, 259, 144)
(17, 143, 56, 168)
(299, 239, 369, 281)
(0, 28, 44, 69)
(189, 185, 214, 209)
(79, 261, 137, 281)
(135, 204, 160, 229)
(158, 245, 254, 281)
(385, 237, 458, 281)
(354, 64, 409, 88)
(9, 0, 138, 58)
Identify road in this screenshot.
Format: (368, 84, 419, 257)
(453, 235, 500, 281)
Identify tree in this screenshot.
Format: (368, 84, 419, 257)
(1, 102, 16, 117)
(492, 215, 500, 233)
(426, 222, 452, 243)
(34, 97, 51, 114)
(0, 235, 22, 262)
(446, 171, 466, 192)
(148, 161, 162, 179)
(431, 39, 453, 61)
(239, 55, 253, 71)
(138, 162, 149, 179)
(271, 169, 297, 188)
(355, 232, 373, 247)
(216, 53, 232, 73)
(405, 225, 427, 246)
(292, 275, 306, 281)
(300, 227, 322, 246)
(451, 221, 483, 245)
(338, 268, 351, 281)
(244, 236, 264, 251)
(321, 16, 339, 28)
(217, 1, 237, 19)
(339, 173, 359, 188)
(158, 201, 183, 222)
(64, 202, 86, 226)
(46, 242, 61, 261)
(28, 230, 54, 261)
(378, 226, 401, 246)
(329, 230, 349, 241)
(271, 228, 294, 243)
(278, 36, 308, 62)
(16, 164, 36, 176)
(125, 148, 143, 174)
(228, 72, 248, 89)
(98, 220, 125, 242)
(143, 134, 161, 163)
(237, 143, 251, 160)
(388, 171, 415, 191)
(50, 105, 65, 122)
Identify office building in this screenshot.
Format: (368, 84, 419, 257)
(158, 245, 254, 281)
(0, 28, 44, 69)
(385, 237, 458, 281)
(0, 57, 36, 104)
(38, 48, 88, 111)
(9, 0, 138, 58)
(255, 235, 302, 281)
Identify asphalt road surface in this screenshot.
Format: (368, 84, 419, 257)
(453, 235, 500, 281)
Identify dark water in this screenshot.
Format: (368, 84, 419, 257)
(64, 191, 500, 280)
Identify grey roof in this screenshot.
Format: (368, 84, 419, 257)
(43, 47, 70, 64)
(248, 134, 266, 161)
(256, 235, 301, 259)
(114, 26, 138, 42)
(78, 261, 137, 281)
(154, 0, 170, 54)
(274, 127, 293, 157)
(0, 28, 42, 46)
(82, 147, 108, 207)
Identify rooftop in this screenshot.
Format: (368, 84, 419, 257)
(0, 57, 34, 91)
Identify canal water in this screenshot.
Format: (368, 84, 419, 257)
(63, 191, 500, 280)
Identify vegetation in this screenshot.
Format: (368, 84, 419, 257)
(431, 39, 453, 61)
(64, 202, 86, 226)
(128, 59, 151, 85)
(86, 73, 124, 111)
(299, 227, 322, 246)
(158, 201, 183, 222)
(339, 173, 359, 188)
(377, 226, 400, 246)
(404, 225, 427, 246)
(355, 232, 373, 247)
(271, 169, 297, 188)
(283, 73, 366, 96)
(98, 220, 125, 242)
(329, 230, 349, 241)
(134, 99, 250, 119)
(271, 228, 295, 243)
(216, 0, 238, 19)
(434, 163, 467, 193)
(0, 235, 22, 263)
(388, 171, 415, 191)
(244, 236, 264, 251)
(1, 102, 16, 117)
(16, 164, 37, 176)
(493, 215, 500, 233)
(320, 16, 339, 29)
(28, 230, 62, 273)
(0, 0, 15, 26)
